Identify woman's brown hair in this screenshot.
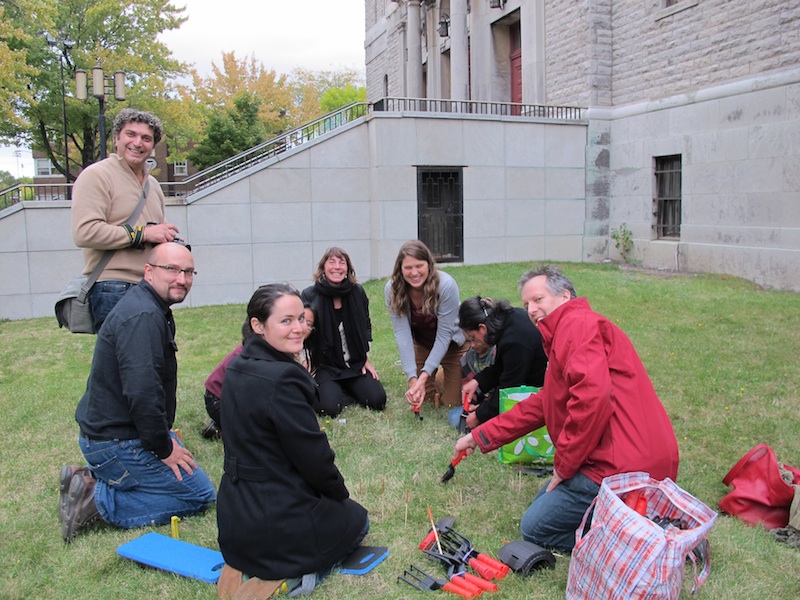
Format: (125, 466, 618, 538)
(312, 247, 358, 284)
(387, 240, 440, 317)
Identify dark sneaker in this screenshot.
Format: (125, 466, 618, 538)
(201, 420, 221, 440)
(58, 465, 89, 525)
(62, 471, 100, 543)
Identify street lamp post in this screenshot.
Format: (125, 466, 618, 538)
(75, 67, 126, 160)
(45, 33, 75, 194)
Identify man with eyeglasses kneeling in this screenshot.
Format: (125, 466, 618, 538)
(59, 242, 217, 543)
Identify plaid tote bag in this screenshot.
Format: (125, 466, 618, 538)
(566, 472, 717, 599)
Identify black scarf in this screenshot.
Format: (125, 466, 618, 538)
(313, 278, 369, 371)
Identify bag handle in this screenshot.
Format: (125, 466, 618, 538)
(573, 494, 599, 548)
(78, 180, 151, 302)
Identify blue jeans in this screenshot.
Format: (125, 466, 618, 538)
(89, 280, 134, 332)
(78, 432, 216, 530)
(520, 471, 600, 552)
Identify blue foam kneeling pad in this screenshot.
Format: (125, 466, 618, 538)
(339, 545, 389, 575)
(117, 532, 224, 584)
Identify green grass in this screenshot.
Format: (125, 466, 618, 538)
(1, 261, 800, 599)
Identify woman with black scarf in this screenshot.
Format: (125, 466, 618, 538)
(301, 247, 387, 417)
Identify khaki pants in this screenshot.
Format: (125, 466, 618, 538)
(414, 340, 469, 408)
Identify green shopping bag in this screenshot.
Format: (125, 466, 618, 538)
(497, 386, 554, 465)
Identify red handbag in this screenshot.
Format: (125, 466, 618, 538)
(718, 444, 800, 530)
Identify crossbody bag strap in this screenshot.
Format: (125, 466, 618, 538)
(83, 179, 152, 292)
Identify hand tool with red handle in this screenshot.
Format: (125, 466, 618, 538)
(398, 564, 481, 598)
(420, 538, 499, 593)
(439, 529, 509, 580)
(441, 449, 468, 483)
(457, 390, 471, 434)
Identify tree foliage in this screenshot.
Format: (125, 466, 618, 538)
(0, 2, 41, 131)
(187, 53, 366, 169)
(0, 169, 18, 188)
(1, 0, 191, 177)
(288, 66, 366, 124)
(2, 1, 368, 179)
(320, 83, 367, 113)
(187, 92, 266, 170)
(193, 51, 293, 137)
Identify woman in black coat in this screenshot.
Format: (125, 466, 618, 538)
(301, 247, 387, 416)
(459, 296, 548, 428)
(217, 283, 368, 590)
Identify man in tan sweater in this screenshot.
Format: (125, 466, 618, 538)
(71, 108, 183, 331)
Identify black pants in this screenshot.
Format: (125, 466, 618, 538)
(314, 370, 387, 417)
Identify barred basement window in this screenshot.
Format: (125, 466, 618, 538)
(417, 167, 464, 263)
(654, 155, 682, 239)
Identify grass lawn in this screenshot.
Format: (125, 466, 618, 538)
(1, 261, 799, 599)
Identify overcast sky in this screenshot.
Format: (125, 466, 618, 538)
(1, 0, 366, 178)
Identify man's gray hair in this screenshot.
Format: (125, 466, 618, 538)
(518, 265, 578, 300)
(112, 108, 163, 145)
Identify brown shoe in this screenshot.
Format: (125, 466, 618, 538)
(58, 465, 89, 525)
(62, 470, 100, 543)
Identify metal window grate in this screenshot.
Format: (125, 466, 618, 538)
(654, 155, 681, 239)
(418, 168, 463, 262)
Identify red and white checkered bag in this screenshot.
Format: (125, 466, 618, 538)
(566, 472, 717, 599)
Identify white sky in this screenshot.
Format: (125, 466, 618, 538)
(1, 0, 366, 179)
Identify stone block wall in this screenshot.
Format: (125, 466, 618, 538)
(610, 0, 800, 106)
(608, 69, 800, 290)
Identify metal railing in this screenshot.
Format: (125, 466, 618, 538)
(372, 97, 584, 120)
(1, 184, 72, 210)
(1, 97, 584, 208)
(167, 102, 371, 198)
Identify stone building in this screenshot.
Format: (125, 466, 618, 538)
(365, 0, 800, 290)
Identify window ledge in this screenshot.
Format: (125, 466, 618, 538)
(655, 0, 698, 22)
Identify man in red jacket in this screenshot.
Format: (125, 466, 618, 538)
(454, 265, 679, 552)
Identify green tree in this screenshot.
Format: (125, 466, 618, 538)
(288, 67, 366, 125)
(319, 83, 367, 113)
(0, 169, 17, 188)
(193, 51, 293, 138)
(187, 92, 267, 170)
(0, 0, 191, 178)
(0, 1, 41, 132)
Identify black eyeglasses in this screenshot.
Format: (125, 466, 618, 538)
(148, 264, 197, 278)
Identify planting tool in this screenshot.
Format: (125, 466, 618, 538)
(457, 391, 471, 434)
(439, 529, 509, 580)
(414, 404, 423, 421)
(441, 449, 468, 483)
(420, 531, 498, 593)
(398, 565, 480, 598)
